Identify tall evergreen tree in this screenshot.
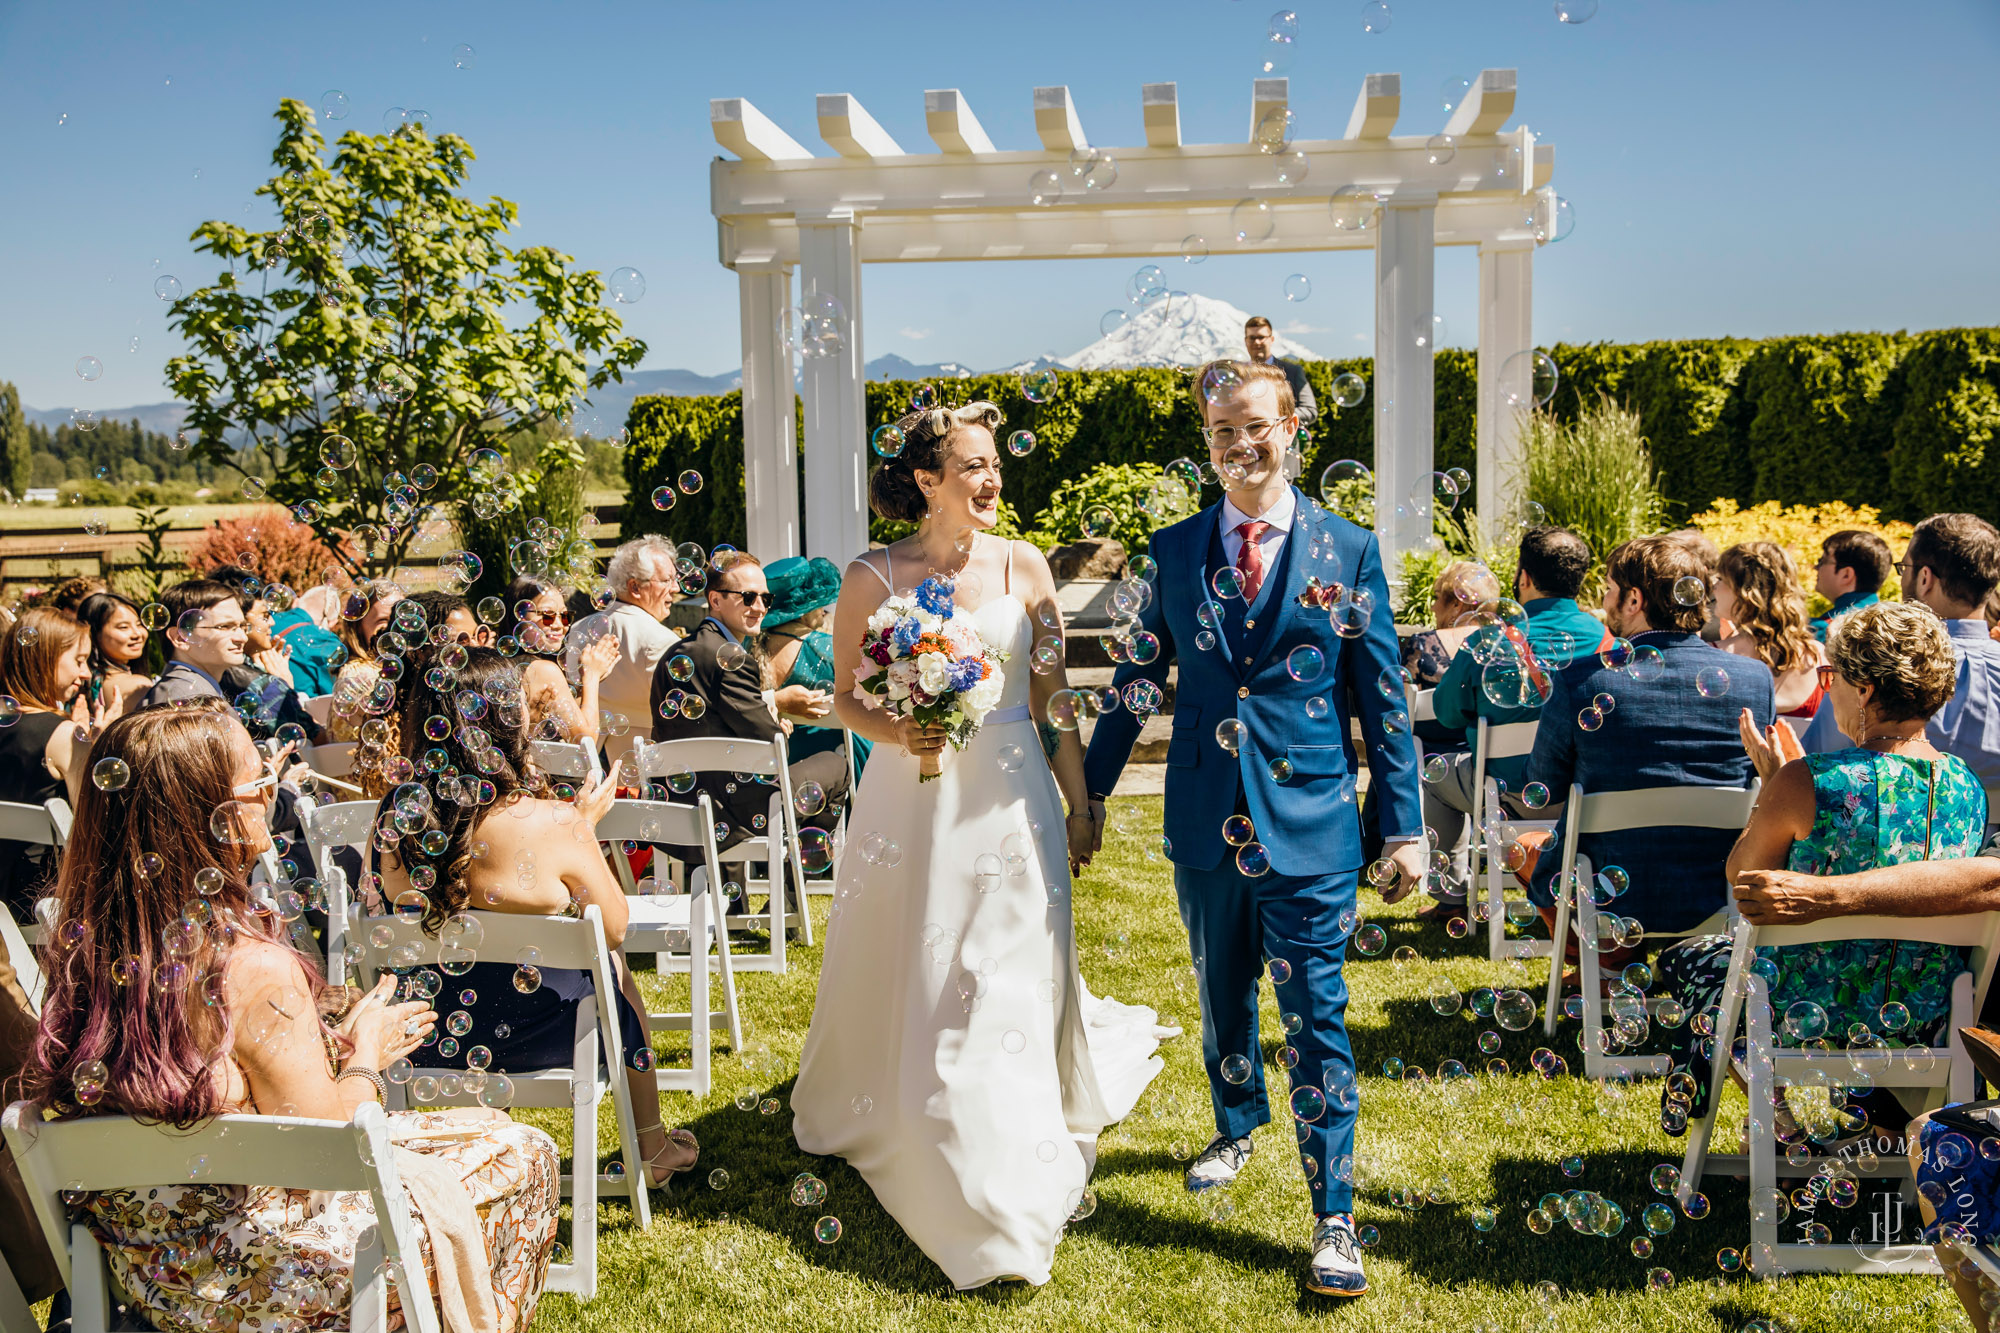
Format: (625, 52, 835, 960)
(0, 380, 27, 498)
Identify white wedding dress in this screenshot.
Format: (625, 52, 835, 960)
(792, 548, 1171, 1290)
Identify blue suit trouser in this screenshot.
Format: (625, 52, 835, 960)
(1173, 859, 1357, 1215)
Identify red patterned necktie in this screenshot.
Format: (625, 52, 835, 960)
(1235, 520, 1272, 604)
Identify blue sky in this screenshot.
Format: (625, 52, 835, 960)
(3, 0, 1996, 412)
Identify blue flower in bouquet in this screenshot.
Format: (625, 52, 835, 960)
(915, 576, 956, 618)
(948, 657, 986, 693)
(891, 616, 924, 656)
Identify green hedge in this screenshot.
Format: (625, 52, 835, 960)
(621, 327, 2000, 553)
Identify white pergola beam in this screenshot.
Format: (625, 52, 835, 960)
(738, 266, 800, 559)
(1142, 83, 1181, 148)
(924, 89, 995, 154)
(816, 94, 903, 159)
(1344, 73, 1401, 140)
(1476, 241, 1534, 549)
(1374, 200, 1437, 572)
(711, 97, 813, 162)
(1251, 78, 1288, 143)
(716, 193, 1541, 267)
(797, 215, 868, 561)
(1444, 69, 1517, 139)
(712, 136, 1534, 217)
(1033, 86, 1087, 152)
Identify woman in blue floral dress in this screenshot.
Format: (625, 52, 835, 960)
(1658, 601, 1985, 1133)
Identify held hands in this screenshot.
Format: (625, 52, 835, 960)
(1738, 707, 1805, 783)
(896, 715, 949, 759)
(340, 976, 437, 1066)
(1376, 840, 1429, 906)
(579, 635, 621, 685)
(1066, 808, 1097, 876)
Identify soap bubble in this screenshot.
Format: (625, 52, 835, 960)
(678, 470, 704, 494)
(1359, 1, 1390, 32)
(320, 90, 349, 121)
(1007, 429, 1036, 457)
(1330, 374, 1367, 410)
(1215, 718, 1246, 755)
(1221, 1054, 1253, 1084)
(1673, 575, 1708, 608)
(608, 267, 646, 303)
(871, 424, 906, 458)
(1425, 133, 1456, 166)
(1878, 1000, 1910, 1032)
(1355, 924, 1387, 956)
(1229, 197, 1274, 245)
(1021, 368, 1058, 403)
(1029, 169, 1063, 206)
(1283, 274, 1311, 303)
(1440, 76, 1472, 112)
(1499, 348, 1560, 409)
(154, 274, 184, 302)
(1555, 0, 1598, 22)
(92, 757, 132, 791)
(1329, 185, 1382, 232)
(814, 1216, 842, 1244)
(1783, 1000, 1829, 1042)
(1522, 781, 1550, 809)
(651, 486, 677, 511)
(1286, 645, 1324, 682)
(1696, 667, 1731, 698)
(1413, 313, 1448, 351)
(1577, 706, 1604, 732)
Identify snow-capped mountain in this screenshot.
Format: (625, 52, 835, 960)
(1053, 292, 1320, 371)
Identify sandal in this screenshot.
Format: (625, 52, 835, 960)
(636, 1122, 700, 1189)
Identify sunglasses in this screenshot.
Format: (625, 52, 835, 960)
(1816, 664, 1840, 689)
(525, 609, 568, 624)
(720, 589, 773, 608)
(231, 765, 281, 799)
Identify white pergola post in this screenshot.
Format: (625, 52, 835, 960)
(1476, 240, 1535, 549)
(738, 265, 799, 560)
(797, 212, 868, 562)
(1373, 199, 1437, 575)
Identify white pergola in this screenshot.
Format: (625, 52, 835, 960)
(707, 71, 1556, 574)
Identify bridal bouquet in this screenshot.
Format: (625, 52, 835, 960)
(852, 575, 1008, 781)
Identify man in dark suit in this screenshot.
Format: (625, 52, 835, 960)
(1522, 534, 1776, 943)
(648, 552, 850, 855)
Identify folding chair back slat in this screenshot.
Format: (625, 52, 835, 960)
(1574, 784, 1763, 834)
(531, 739, 603, 781)
(303, 741, 359, 779)
(1470, 717, 1556, 963)
(0, 800, 58, 844)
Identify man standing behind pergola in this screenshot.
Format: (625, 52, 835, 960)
(1242, 315, 1317, 428)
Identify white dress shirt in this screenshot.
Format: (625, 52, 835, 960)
(565, 600, 681, 767)
(1219, 487, 1296, 589)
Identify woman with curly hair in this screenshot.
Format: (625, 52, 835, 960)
(357, 644, 698, 1188)
(1654, 601, 1986, 1136)
(1713, 540, 1827, 729)
(23, 701, 565, 1332)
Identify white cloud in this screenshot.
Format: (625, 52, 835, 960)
(899, 326, 934, 341)
(1351, 333, 1369, 342)
(1279, 320, 1328, 335)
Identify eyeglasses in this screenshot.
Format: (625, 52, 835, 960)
(1200, 418, 1286, 448)
(231, 764, 280, 799)
(196, 619, 247, 635)
(1816, 664, 1840, 690)
(1893, 559, 1916, 575)
(720, 589, 773, 608)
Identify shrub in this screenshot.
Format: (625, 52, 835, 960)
(1887, 328, 2000, 519)
(185, 507, 355, 591)
(1688, 498, 1910, 618)
(1020, 462, 1187, 553)
(454, 437, 596, 603)
(1525, 395, 1668, 599)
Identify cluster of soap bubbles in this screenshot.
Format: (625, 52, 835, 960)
(1029, 146, 1118, 207)
(778, 286, 849, 361)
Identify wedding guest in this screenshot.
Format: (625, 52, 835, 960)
(566, 536, 682, 767)
(0, 928, 60, 1322)
(133, 578, 248, 710)
(361, 646, 698, 1187)
(1242, 316, 1316, 427)
(1900, 514, 2000, 791)
(1712, 541, 1827, 730)
(43, 575, 108, 615)
(0, 609, 97, 922)
(271, 582, 346, 697)
(207, 565, 321, 743)
(649, 551, 849, 853)
(506, 575, 618, 744)
(1655, 602, 1983, 1136)
(1422, 528, 1607, 919)
(1519, 535, 1775, 971)
(1809, 528, 1892, 642)
(760, 555, 868, 775)
(326, 578, 404, 745)
(23, 702, 564, 1332)
(1984, 584, 2000, 641)
(75, 589, 154, 717)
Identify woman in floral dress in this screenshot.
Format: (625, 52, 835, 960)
(1657, 602, 1986, 1134)
(24, 701, 560, 1332)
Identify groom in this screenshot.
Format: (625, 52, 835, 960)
(1083, 360, 1425, 1298)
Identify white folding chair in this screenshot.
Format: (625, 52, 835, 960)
(301, 798, 380, 986)
(1470, 716, 1559, 962)
(1677, 910, 2000, 1274)
(0, 797, 69, 1012)
(350, 905, 647, 1298)
(532, 738, 605, 784)
(300, 692, 334, 728)
(595, 792, 744, 1089)
(304, 740, 359, 779)
(634, 733, 813, 969)
(3, 1100, 437, 1333)
(1542, 781, 1760, 1079)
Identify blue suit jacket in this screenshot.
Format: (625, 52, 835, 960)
(1082, 488, 1423, 876)
(1522, 630, 1775, 932)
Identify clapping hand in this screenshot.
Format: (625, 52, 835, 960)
(1738, 707, 1804, 783)
(339, 975, 437, 1065)
(579, 635, 621, 685)
(575, 760, 623, 828)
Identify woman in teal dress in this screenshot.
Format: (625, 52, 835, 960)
(1658, 601, 1986, 1133)
(762, 556, 870, 775)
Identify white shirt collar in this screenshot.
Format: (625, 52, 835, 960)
(1220, 487, 1297, 536)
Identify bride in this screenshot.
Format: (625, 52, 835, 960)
(792, 398, 1174, 1290)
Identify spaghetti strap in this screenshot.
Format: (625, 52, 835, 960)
(850, 554, 894, 594)
(1004, 539, 1013, 593)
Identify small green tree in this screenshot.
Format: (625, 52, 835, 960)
(165, 100, 645, 578)
(1525, 394, 1668, 599)
(0, 381, 26, 498)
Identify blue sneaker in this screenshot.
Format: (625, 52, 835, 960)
(1306, 1213, 1368, 1297)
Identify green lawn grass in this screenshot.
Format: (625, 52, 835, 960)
(496, 796, 1965, 1330)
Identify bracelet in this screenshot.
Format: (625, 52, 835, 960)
(336, 1066, 387, 1101)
